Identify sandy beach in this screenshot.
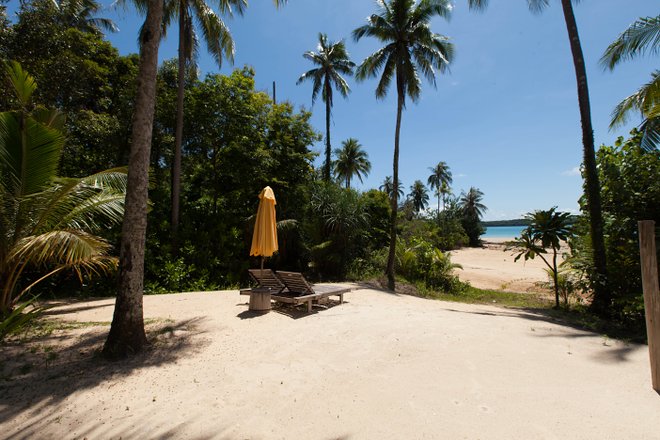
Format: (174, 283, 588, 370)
(451, 238, 561, 293)
(1, 286, 659, 439)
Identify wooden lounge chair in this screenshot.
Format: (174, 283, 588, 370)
(272, 271, 351, 312)
(240, 268, 286, 296)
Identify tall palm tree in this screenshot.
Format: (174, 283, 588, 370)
(0, 62, 126, 315)
(297, 33, 355, 182)
(353, 0, 454, 290)
(601, 15, 660, 150)
(380, 175, 404, 200)
(333, 138, 371, 188)
(427, 161, 452, 215)
(408, 180, 430, 214)
(104, 0, 164, 358)
(468, 0, 609, 314)
(166, 0, 246, 254)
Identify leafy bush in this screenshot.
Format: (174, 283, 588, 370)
(396, 238, 467, 294)
(570, 130, 659, 329)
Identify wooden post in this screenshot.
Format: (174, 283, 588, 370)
(638, 220, 660, 393)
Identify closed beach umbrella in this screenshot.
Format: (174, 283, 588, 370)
(250, 186, 278, 272)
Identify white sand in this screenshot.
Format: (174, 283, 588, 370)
(2, 288, 659, 439)
(451, 239, 562, 293)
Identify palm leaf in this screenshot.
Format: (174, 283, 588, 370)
(601, 16, 660, 70)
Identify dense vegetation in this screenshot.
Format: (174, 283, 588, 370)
(1, 0, 658, 347)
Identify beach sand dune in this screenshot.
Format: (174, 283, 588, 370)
(2, 289, 658, 439)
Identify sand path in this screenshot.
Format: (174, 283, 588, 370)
(1, 288, 658, 439)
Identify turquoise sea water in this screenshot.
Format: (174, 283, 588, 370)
(483, 225, 526, 239)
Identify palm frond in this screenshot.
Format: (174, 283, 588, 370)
(5, 61, 37, 108)
(9, 230, 115, 269)
(610, 71, 660, 128)
(600, 16, 660, 70)
(191, 0, 234, 67)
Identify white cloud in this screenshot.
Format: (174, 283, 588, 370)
(561, 166, 580, 176)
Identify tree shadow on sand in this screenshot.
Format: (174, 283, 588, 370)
(0, 317, 209, 439)
(442, 306, 644, 364)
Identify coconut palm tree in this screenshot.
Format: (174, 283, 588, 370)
(104, 0, 164, 358)
(601, 15, 660, 150)
(380, 175, 404, 201)
(427, 161, 452, 215)
(0, 62, 126, 316)
(297, 33, 355, 182)
(459, 187, 486, 219)
(353, 0, 454, 290)
(408, 180, 430, 214)
(164, 0, 246, 253)
(468, 0, 609, 314)
(333, 138, 371, 188)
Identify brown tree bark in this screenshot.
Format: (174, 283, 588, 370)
(103, 0, 163, 358)
(171, 2, 186, 255)
(559, 0, 609, 315)
(324, 78, 332, 182)
(386, 72, 405, 291)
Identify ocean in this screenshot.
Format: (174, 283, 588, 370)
(482, 225, 526, 239)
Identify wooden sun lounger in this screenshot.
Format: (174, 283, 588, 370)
(239, 269, 286, 296)
(272, 271, 351, 312)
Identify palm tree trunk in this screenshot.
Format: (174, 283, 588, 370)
(559, 0, 609, 315)
(171, 3, 185, 256)
(386, 80, 404, 291)
(553, 249, 559, 308)
(324, 78, 332, 182)
(103, 0, 163, 358)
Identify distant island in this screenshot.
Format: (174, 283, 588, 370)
(482, 215, 579, 227)
(481, 219, 529, 227)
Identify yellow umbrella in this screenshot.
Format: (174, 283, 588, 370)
(250, 186, 278, 273)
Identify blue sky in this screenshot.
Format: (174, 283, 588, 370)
(13, 0, 658, 220)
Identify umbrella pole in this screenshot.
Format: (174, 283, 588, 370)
(260, 256, 264, 279)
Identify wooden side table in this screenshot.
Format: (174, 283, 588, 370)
(248, 287, 272, 312)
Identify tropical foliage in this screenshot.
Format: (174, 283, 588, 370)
(0, 62, 126, 316)
(353, 0, 454, 290)
(507, 207, 573, 308)
(568, 130, 660, 329)
(601, 15, 660, 150)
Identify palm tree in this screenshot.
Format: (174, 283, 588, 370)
(601, 15, 660, 150)
(459, 186, 487, 246)
(459, 187, 486, 219)
(380, 175, 404, 200)
(297, 33, 355, 182)
(408, 180, 430, 214)
(104, 0, 164, 358)
(353, 0, 454, 290)
(333, 138, 371, 188)
(468, 0, 609, 314)
(166, 0, 246, 253)
(0, 62, 126, 315)
(427, 161, 452, 214)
